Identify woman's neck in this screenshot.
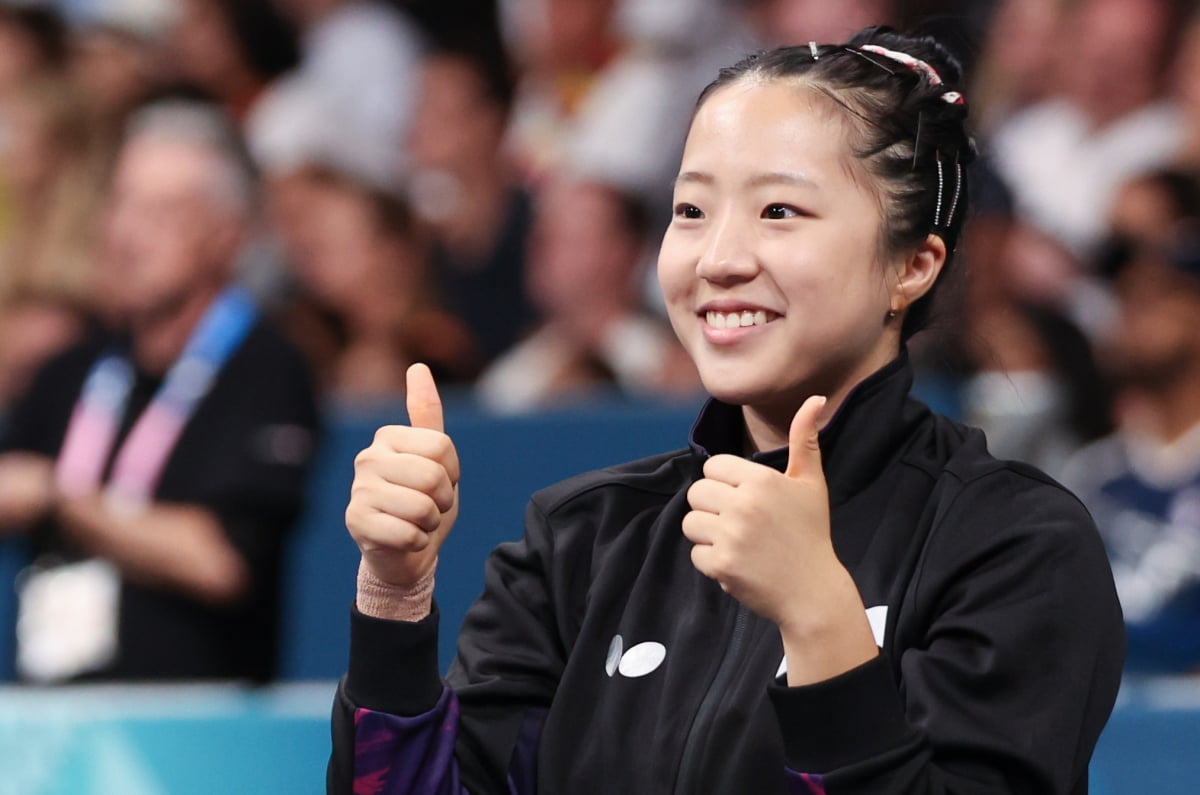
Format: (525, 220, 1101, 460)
(740, 346, 900, 454)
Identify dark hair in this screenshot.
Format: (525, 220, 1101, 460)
(0, 6, 69, 70)
(429, 44, 517, 118)
(696, 26, 975, 342)
(215, 0, 301, 80)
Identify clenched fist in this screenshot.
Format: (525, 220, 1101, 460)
(683, 394, 877, 685)
(682, 395, 833, 627)
(345, 363, 461, 589)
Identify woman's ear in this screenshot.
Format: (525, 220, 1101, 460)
(890, 234, 947, 313)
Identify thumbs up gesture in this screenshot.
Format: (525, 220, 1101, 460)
(345, 364, 460, 588)
(683, 395, 838, 627)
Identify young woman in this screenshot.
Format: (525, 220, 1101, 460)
(329, 27, 1124, 795)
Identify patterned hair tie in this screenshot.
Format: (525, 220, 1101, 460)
(858, 44, 965, 105)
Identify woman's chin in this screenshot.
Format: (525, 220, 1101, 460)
(700, 377, 772, 408)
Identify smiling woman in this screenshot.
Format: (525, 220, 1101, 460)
(328, 26, 1124, 795)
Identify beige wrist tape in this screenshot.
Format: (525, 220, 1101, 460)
(356, 559, 435, 622)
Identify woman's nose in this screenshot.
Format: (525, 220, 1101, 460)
(696, 214, 758, 284)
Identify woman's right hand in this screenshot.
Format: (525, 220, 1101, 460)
(345, 363, 460, 588)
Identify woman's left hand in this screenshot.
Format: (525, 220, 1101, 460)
(683, 395, 838, 627)
(684, 395, 879, 683)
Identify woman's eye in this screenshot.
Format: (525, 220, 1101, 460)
(762, 204, 801, 220)
(674, 203, 704, 219)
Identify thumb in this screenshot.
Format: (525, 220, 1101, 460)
(406, 363, 444, 432)
(785, 395, 827, 480)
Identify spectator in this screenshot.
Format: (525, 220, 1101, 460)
(1169, 6, 1200, 171)
(0, 75, 107, 407)
(0, 99, 319, 683)
(738, 0, 900, 45)
(259, 0, 423, 184)
(69, 0, 174, 158)
(407, 46, 538, 374)
(0, 3, 67, 82)
(168, 0, 300, 129)
(0, 4, 68, 99)
(504, 0, 745, 216)
(928, 163, 1114, 472)
(500, 0, 622, 181)
(1062, 168, 1200, 673)
(564, 0, 749, 216)
(477, 178, 698, 412)
(970, 0, 1070, 134)
(164, 0, 304, 306)
(276, 164, 474, 403)
(0, 3, 71, 242)
(989, 0, 1187, 257)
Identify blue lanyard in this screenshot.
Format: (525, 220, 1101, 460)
(56, 286, 259, 503)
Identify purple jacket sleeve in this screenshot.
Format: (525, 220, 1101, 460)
(328, 508, 559, 795)
(785, 771, 828, 794)
(352, 690, 465, 795)
(328, 605, 475, 795)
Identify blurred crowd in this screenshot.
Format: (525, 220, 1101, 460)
(0, 0, 1198, 680)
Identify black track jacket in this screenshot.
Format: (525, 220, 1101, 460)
(329, 353, 1124, 794)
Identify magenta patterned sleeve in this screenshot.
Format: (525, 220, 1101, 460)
(352, 689, 466, 795)
(786, 769, 828, 795)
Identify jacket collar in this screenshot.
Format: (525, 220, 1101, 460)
(688, 350, 923, 505)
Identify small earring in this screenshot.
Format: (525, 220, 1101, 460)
(886, 309, 898, 321)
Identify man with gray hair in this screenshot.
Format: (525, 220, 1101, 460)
(0, 99, 319, 682)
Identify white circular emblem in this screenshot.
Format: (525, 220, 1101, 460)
(617, 642, 667, 678)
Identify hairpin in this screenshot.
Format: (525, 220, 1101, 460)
(945, 161, 963, 227)
(845, 46, 895, 74)
(912, 111, 923, 170)
(934, 157, 945, 228)
(809, 41, 820, 60)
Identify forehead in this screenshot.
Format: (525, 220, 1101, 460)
(681, 79, 861, 188)
(115, 135, 219, 198)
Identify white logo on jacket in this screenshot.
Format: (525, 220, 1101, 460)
(605, 634, 667, 678)
(776, 605, 888, 679)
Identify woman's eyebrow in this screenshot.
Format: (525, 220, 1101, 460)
(673, 171, 820, 189)
(746, 171, 819, 190)
(675, 171, 713, 187)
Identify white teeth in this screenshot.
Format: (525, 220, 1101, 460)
(705, 310, 773, 329)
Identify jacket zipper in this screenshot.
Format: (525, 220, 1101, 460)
(673, 602, 750, 794)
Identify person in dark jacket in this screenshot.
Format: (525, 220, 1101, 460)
(0, 99, 319, 683)
(329, 27, 1124, 795)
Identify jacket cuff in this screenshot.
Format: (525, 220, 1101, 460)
(345, 601, 444, 715)
(769, 654, 914, 773)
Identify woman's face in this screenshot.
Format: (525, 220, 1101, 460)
(657, 80, 899, 412)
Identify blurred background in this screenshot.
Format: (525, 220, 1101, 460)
(0, 0, 1198, 791)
